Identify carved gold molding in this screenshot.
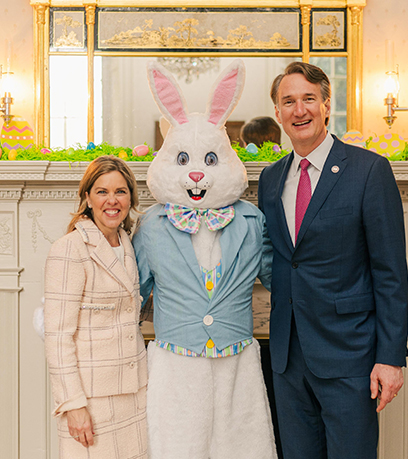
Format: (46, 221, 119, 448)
(347, 5, 363, 131)
(301, 5, 311, 62)
(85, 4, 96, 143)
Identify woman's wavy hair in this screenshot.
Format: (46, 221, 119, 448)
(67, 156, 139, 235)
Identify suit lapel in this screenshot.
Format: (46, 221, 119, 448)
(276, 153, 296, 253)
(76, 219, 136, 295)
(220, 210, 247, 279)
(295, 138, 348, 247)
(162, 217, 204, 286)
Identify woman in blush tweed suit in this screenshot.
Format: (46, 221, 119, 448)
(44, 156, 148, 459)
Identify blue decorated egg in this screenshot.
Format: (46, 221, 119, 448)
(245, 143, 258, 154)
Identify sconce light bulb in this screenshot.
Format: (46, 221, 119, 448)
(1, 71, 14, 95)
(384, 73, 399, 98)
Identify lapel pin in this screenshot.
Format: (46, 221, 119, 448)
(331, 165, 340, 174)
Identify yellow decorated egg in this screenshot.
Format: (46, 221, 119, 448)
(118, 150, 128, 160)
(8, 150, 18, 160)
(1, 117, 34, 153)
(367, 133, 406, 157)
(341, 130, 365, 148)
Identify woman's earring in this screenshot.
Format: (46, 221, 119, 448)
(87, 203, 92, 209)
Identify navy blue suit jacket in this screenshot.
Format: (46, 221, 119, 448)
(258, 135, 408, 378)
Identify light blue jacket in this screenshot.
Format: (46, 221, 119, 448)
(132, 199, 273, 353)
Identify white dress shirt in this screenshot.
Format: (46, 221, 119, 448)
(281, 132, 334, 245)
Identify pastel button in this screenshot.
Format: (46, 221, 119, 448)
(128, 334, 135, 341)
(203, 315, 214, 326)
(127, 307, 133, 313)
(206, 339, 215, 349)
(129, 362, 135, 369)
(206, 280, 214, 291)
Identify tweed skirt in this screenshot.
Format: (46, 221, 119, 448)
(56, 388, 147, 459)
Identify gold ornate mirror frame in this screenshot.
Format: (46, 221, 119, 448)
(30, 0, 366, 147)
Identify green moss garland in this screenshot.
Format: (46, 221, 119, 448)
(1, 140, 407, 162)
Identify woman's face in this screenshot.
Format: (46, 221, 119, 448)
(86, 171, 131, 238)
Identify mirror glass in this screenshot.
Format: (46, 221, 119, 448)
(49, 56, 347, 151)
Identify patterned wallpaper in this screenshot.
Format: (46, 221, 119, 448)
(0, 0, 407, 142)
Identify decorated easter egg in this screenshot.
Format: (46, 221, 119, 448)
(367, 133, 406, 157)
(66, 147, 75, 155)
(1, 117, 34, 153)
(118, 150, 128, 160)
(8, 150, 18, 160)
(272, 144, 281, 153)
(87, 142, 96, 150)
(245, 143, 258, 154)
(132, 145, 149, 157)
(341, 130, 365, 148)
(41, 148, 51, 155)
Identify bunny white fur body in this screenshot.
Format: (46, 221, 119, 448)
(133, 60, 276, 458)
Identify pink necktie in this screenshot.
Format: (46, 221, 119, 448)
(295, 159, 311, 242)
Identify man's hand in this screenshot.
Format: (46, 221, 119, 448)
(370, 363, 403, 412)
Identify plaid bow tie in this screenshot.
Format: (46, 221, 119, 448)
(164, 203, 235, 234)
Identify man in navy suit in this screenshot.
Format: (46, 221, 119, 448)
(258, 61, 408, 459)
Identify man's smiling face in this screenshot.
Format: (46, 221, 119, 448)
(275, 72, 330, 157)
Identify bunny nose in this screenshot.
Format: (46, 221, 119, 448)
(189, 171, 204, 183)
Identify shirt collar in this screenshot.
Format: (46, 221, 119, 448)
(291, 132, 334, 176)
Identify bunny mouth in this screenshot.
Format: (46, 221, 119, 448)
(187, 189, 207, 201)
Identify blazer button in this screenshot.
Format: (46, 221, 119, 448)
(129, 362, 135, 369)
(127, 307, 133, 313)
(292, 262, 298, 269)
(128, 334, 135, 341)
(203, 315, 214, 326)
(289, 298, 293, 304)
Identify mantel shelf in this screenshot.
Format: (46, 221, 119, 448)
(1, 161, 408, 183)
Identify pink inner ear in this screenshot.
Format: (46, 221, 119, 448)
(208, 69, 238, 126)
(153, 70, 189, 124)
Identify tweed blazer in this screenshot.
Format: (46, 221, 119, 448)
(44, 218, 147, 415)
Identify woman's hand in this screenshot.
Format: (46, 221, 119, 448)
(67, 407, 94, 447)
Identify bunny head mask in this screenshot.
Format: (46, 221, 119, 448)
(146, 59, 248, 210)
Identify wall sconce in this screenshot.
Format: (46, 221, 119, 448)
(0, 64, 14, 126)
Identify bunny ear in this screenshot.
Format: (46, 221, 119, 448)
(206, 59, 245, 129)
(147, 61, 189, 126)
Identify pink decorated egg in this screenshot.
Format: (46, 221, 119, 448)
(341, 130, 365, 148)
(367, 133, 405, 157)
(132, 145, 149, 157)
(41, 148, 51, 155)
(1, 116, 34, 153)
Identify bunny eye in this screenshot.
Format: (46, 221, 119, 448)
(177, 152, 189, 166)
(205, 152, 218, 166)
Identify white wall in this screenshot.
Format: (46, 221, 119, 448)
(362, 0, 408, 139)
